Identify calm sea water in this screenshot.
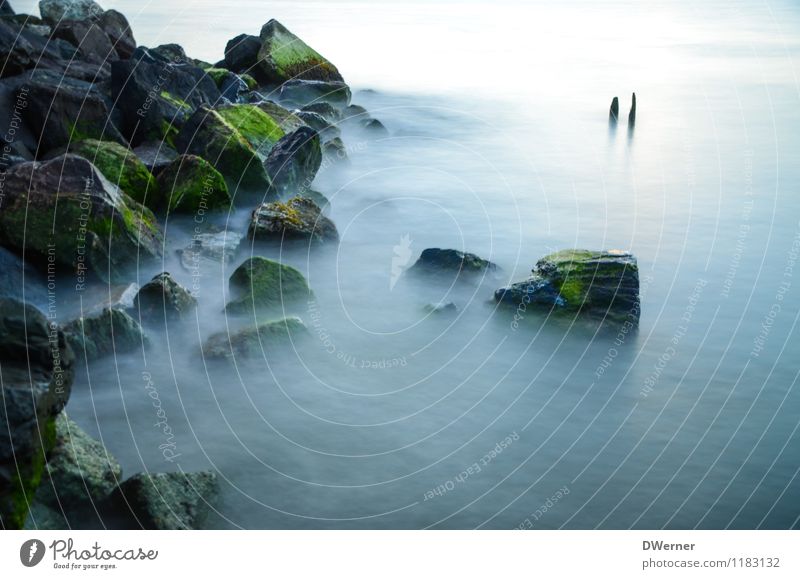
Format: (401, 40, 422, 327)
(15, 0, 800, 528)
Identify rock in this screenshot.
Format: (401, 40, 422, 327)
(219, 72, 249, 103)
(0, 246, 48, 307)
(301, 102, 341, 123)
(175, 105, 271, 194)
(39, 0, 104, 24)
(0, 155, 163, 282)
(132, 141, 178, 175)
(148, 43, 188, 63)
(0, 298, 74, 529)
(248, 197, 338, 245)
(22, 69, 127, 153)
(344, 103, 369, 121)
(323, 137, 347, 162)
(98, 9, 135, 60)
(264, 126, 321, 195)
(47, 139, 159, 208)
(156, 154, 231, 213)
(111, 47, 221, 146)
(628, 92, 636, 126)
(361, 117, 389, 136)
(295, 110, 341, 142)
(0, 19, 35, 77)
(409, 248, 497, 280)
(301, 189, 330, 213)
(0, 1, 14, 16)
(35, 413, 122, 516)
(609, 96, 619, 122)
(255, 100, 307, 133)
(63, 307, 146, 361)
(23, 502, 66, 530)
(494, 249, 641, 322)
(224, 33, 261, 74)
(257, 19, 344, 84)
(278, 79, 351, 109)
(134, 272, 197, 324)
(113, 471, 218, 530)
(177, 230, 240, 271)
(214, 103, 285, 159)
(50, 19, 115, 65)
(202, 317, 306, 360)
(225, 257, 311, 315)
(424, 302, 458, 315)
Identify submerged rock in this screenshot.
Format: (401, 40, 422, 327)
(156, 154, 231, 213)
(175, 105, 271, 194)
(628, 92, 637, 126)
(113, 471, 218, 530)
(202, 317, 307, 360)
(248, 197, 338, 245)
(609, 96, 619, 122)
(256, 19, 344, 84)
(134, 272, 197, 323)
(0, 155, 163, 282)
(35, 414, 122, 517)
(48, 139, 159, 209)
(494, 249, 640, 322)
(424, 302, 458, 315)
(264, 126, 321, 195)
(409, 248, 497, 279)
(0, 298, 73, 529)
(177, 230, 241, 271)
(225, 256, 311, 315)
(278, 79, 351, 109)
(63, 307, 146, 361)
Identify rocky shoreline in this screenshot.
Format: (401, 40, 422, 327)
(0, 0, 640, 529)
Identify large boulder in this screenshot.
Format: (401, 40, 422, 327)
(111, 47, 221, 146)
(408, 248, 497, 280)
(202, 317, 306, 360)
(39, 0, 103, 24)
(156, 154, 231, 213)
(175, 106, 271, 194)
(48, 139, 159, 209)
(256, 19, 344, 84)
(0, 299, 74, 529)
(98, 9, 135, 60)
(248, 197, 338, 245)
(63, 307, 146, 361)
(113, 471, 218, 530)
(494, 249, 641, 322)
(21, 69, 127, 154)
(35, 413, 122, 518)
(264, 126, 321, 195)
(254, 100, 307, 134)
(133, 141, 178, 175)
(50, 19, 115, 65)
(0, 1, 14, 16)
(134, 272, 197, 324)
(0, 19, 36, 77)
(225, 257, 311, 315)
(223, 33, 261, 75)
(278, 79, 351, 109)
(215, 103, 284, 158)
(0, 155, 163, 283)
(0, 247, 48, 307)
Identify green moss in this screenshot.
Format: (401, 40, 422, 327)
(157, 156, 232, 213)
(159, 91, 192, 110)
(8, 416, 57, 529)
(240, 73, 258, 91)
(202, 67, 231, 87)
(226, 257, 311, 314)
(216, 105, 284, 158)
(69, 140, 158, 208)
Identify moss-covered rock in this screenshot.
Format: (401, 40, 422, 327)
(409, 248, 497, 280)
(202, 317, 307, 360)
(225, 257, 311, 315)
(255, 100, 308, 133)
(256, 19, 344, 84)
(134, 272, 197, 324)
(0, 155, 163, 283)
(215, 103, 284, 158)
(175, 106, 272, 195)
(0, 299, 73, 529)
(248, 197, 338, 245)
(494, 249, 641, 323)
(56, 139, 159, 209)
(156, 154, 231, 213)
(63, 307, 147, 361)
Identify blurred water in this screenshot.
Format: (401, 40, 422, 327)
(15, 0, 800, 528)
